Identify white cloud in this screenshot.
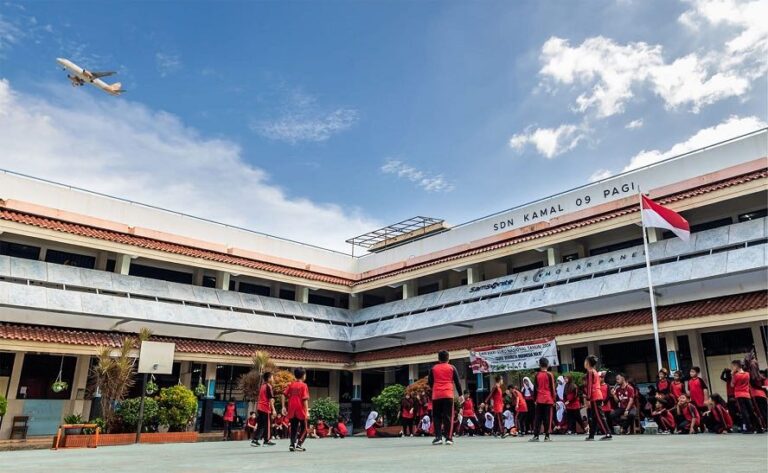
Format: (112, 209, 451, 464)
(508, 123, 587, 158)
(622, 115, 767, 171)
(625, 119, 644, 129)
(380, 160, 454, 192)
(0, 14, 21, 54)
(0, 79, 380, 251)
(589, 169, 613, 182)
(155, 52, 182, 77)
(537, 0, 767, 118)
(253, 90, 358, 144)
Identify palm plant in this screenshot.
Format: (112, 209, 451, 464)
(238, 350, 276, 402)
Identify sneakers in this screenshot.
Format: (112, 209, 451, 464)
(544, 436, 552, 442)
(585, 437, 595, 441)
(599, 435, 613, 441)
(528, 436, 539, 442)
(295, 445, 306, 452)
(445, 439, 454, 446)
(264, 441, 276, 446)
(250, 440, 261, 447)
(289, 445, 295, 452)
(432, 438, 443, 446)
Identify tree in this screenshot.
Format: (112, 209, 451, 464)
(405, 377, 429, 397)
(309, 397, 340, 424)
(238, 350, 277, 402)
(157, 385, 198, 432)
(271, 369, 294, 411)
(90, 328, 151, 432)
(372, 384, 406, 425)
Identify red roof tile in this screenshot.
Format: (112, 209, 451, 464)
(352, 291, 768, 362)
(0, 169, 764, 286)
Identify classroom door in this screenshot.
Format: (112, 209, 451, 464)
(706, 355, 734, 396)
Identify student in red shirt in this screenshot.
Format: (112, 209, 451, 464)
(428, 350, 464, 446)
(530, 357, 556, 442)
(600, 373, 613, 433)
(656, 368, 670, 395)
(485, 375, 505, 437)
(284, 367, 310, 452)
(459, 389, 478, 436)
(749, 368, 767, 431)
(510, 385, 528, 437)
(584, 355, 612, 441)
(563, 373, 585, 435)
(222, 399, 237, 441)
(332, 416, 348, 438)
(687, 367, 709, 415)
(702, 394, 732, 434)
(731, 360, 756, 433)
(675, 394, 700, 434)
(669, 370, 686, 401)
(251, 371, 277, 447)
(400, 392, 416, 436)
(651, 401, 675, 433)
(610, 374, 636, 435)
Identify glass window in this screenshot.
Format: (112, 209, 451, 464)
(306, 370, 330, 388)
(362, 294, 385, 308)
(17, 354, 77, 399)
(0, 241, 40, 260)
(44, 249, 96, 269)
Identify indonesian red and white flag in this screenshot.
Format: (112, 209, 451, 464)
(641, 194, 690, 241)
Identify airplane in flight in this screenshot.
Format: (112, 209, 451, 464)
(56, 58, 125, 96)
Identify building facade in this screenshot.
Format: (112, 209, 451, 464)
(0, 130, 766, 437)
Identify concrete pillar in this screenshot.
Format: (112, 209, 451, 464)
(295, 286, 309, 304)
(559, 346, 574, 372)
(665, 332, 680, 372)
(39, 247, 48, 261)
(351, 370, 362, 401)
(466, 265, 482, 284)
(69, 355, 91, 418)
(270, 282, 281, 299)
(179, 361, 193, 388)
(408, 364, 419, 385)
(750, 324, 767, 369)
(348, 294, 361, 310)
(687, 331, 707, 382)
(329, 370, 340, 402)
(114, 254, 131, 275)
(455, 361, 467, 391)
(402, 281, 417, 299)
(383, 368, 395, 386)
(7, 353, 24, 400)
(647, 228, 663, 243)
(483, 260, 507, 280)
(192, 268, 204, 286)
(95, 252, 108, 271)
(546, 248, 561, 266)
(587, 342, 600, 360)
(205, 362, 218, 399)
(575, 243, 587, 259)
(215, 271, 230, 291)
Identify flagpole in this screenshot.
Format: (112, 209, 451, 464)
(639, 190, 664, 372)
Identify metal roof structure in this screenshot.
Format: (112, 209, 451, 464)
(346, 216, 447, 253)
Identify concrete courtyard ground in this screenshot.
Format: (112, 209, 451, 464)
(1, 434, 766, 473)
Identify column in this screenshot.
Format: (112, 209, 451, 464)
(466, 265, 482, 284)
(402, 281, 417, 299)
(647, 228, 663, 243)
(192, 268, 204, 286)
(69, 355, 91, 418)
(179, 361, 193, 388)
(6, 353, 24, 400)
(587, 342, 599, 359)
(329, 370, 340, 402)
(664, 332, 680, 372)
(38, 247, 48, 261)
(348, 294, 361, 310)
(205, 362, 218, 398)
(95, 251, 108, 271)
(483, 260, 507, 279)
(295, 286, 309, 304)
(351, 370, 362, 430)
(215, 271, 230, 291)
(383, 368, 395, 386)
(546, 248, 561, 266)
(114, 254, 131, 275)
(455, 361, 467, 391)
(687, 331, 707, 381)
(750, 324, 767, 369)
(559, 346, 573, 373)
(0, 353, 24, 439)
(575, 243, 587, 259)
(408, 364, 419, 385)
(270, 282, 281, 299)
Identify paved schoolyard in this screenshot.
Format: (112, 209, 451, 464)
(1, 434, 766, 473)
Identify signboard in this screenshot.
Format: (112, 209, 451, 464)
(469, 339, 559, 373)
(138, 341, 175, 374)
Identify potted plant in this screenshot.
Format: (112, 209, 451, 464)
(52, 380, 69, 393)
(145, 378, 159, 396)
(372, 384, 405, 426)
(193, 382, 207, 398)
(63, 413, 84, 434)
(0, 394, 7, 422)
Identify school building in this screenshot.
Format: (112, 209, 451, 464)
(0, 129, 766, 437)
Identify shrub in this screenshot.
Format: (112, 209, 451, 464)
(83, 417, 106, 434)
(564, 371, 586, 388)
(404, 377, 429, 397)
(309, 397, 340, 425)
(117, 397, 159, 432)
(63, 413, 84, 425)
(157, 385, 197, 432)
(372, 384, 406, 425)
(0, 395, 7, 417)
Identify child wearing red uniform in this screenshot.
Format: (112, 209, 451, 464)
(749, 369, 767, 431)
(563, 373, 585, 435)
(428, 350, 463, 445)
(332, 416, 348, 438)
(530, 357, 556, 442)
(687, 367, 709, 415)
(669, 371, 686, 401)
(485, 375, 505, 437)
(675, 394, 700, 434)
(459, 390, 478, 436)
(584, 355, 612, 441)
(702, 394, 732, 434)
(284, 367, 310, 452)
(511, 385, 528, 437)
(401, 392, 416, 436)
(656, 368, 670, 395)
(731, 360, 756, 433)
(251, 371, 277, 447)
(652, 401, 675, 433)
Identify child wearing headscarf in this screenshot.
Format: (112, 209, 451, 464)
(365, 411, 401, 438)
(522, 377, 535, 434)
(484, 411, 495, 436)
(502, 403, 516, 437)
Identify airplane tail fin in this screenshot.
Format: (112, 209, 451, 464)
(107, 82, 125, 94)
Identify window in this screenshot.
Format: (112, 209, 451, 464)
(562, 253, 579, 263)
(599, 339, 668, 383)
(0, 352, 14, 376)
(44, 249, 96, 269)
(129, 263, 193, 284)
(690, 217, 733, 233)
(589, 238, 643, 256)
(237, 282, 270, 296)
(0, 241, 40, 260)
(106, 259, 116, 272)
(17, 354, 77, 400)
(202, 276, 216, 288)
(701, 328, 754, 357)
(279, 289, 295, 301)
(511, 261, 544, 274)
(306, 370, 330, 387)
(739, 209, 767, 222)
(418, 282, 440, 295)
(308, 294, 336, 307)
(362, 294, 385, 308)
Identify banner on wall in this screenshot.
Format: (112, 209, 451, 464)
(469, 338, 559, 373)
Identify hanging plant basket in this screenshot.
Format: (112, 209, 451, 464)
(194, 383, 207, 398)
(145, 380, 158, 396)
(52, 380, 69, 393)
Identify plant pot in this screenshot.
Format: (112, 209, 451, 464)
(65, 428, 83, 435)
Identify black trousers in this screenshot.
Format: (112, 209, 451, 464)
(252, 411, 271, 443)
(493, 411, 504, 435)
(610, 408, 636, 432)
(587, 401, 611, 437)
(736, 397, 755, 432)
(402, 417, 414, 435)
(289, 417, 307, 447)
(566, 409, 585, 433)
(459, 416, 477, 435)
(753, 396, 767, 430)
(432, 398, 455, 441)
(532, 403, 553, 437)
(516, 411, 528, 435)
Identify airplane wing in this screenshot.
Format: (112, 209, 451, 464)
(90, 71, 116, 79)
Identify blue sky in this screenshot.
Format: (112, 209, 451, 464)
(0, 0, 765, 251)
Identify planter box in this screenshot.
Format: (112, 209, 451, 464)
(57, 431, 198, 448)
(230, 430, 247, 441)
